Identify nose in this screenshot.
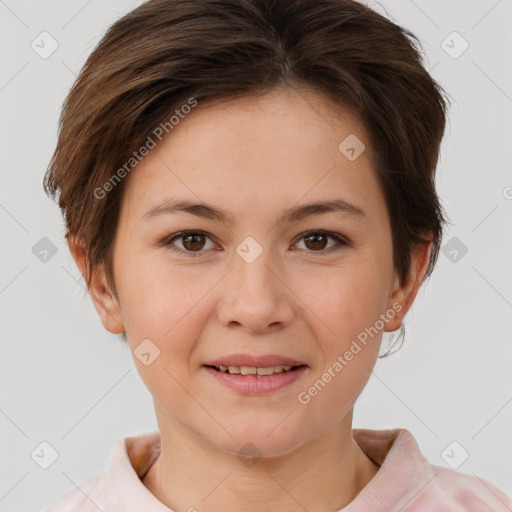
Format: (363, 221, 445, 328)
(216, 247, 295, 335)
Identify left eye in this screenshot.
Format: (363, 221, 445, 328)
(294, 230, 347, 252)
(162, 230, 347, 257)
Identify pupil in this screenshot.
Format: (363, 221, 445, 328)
(306, 233, 326, 250)
(184, 234, 204, 251)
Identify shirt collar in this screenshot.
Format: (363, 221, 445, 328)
(340, 428, 436, 511)
(107, 428, 433, 511)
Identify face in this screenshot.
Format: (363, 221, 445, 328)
(78, 86, 428, 457)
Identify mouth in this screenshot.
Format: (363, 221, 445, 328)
(202, 357, 308, 394)
(205, 364, 307, 376)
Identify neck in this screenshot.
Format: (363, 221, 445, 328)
(142, 413, 380, 512)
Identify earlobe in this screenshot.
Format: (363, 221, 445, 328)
(89, 268, 125, 335)
(67, 236, 125, 335)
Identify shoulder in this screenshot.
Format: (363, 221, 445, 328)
(351, 428, 512, 512)
(40, 431, 161, 512)
(41, 470, 120, 512)
(410, 464, 512, 512)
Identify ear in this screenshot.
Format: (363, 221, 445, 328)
(67, 236, 125, 335)
(385, 238, 432, 332)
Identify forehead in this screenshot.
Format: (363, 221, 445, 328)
(119, 86, 384, 226)
(156, 86, 369, 159)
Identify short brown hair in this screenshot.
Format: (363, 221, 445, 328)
(44, 0, 449, 304)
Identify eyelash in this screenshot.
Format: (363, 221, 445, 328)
(162, 230, 348, 258)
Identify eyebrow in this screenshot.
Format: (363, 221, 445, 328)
(141, 197, 368, 225)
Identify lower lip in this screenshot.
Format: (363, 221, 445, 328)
(203, 365, 308, 394)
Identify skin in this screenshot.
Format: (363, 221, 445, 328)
(70, 85, 431, 512)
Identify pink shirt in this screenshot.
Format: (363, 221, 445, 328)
(42, 428, 512, 511)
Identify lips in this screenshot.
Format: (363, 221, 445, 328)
(204, 354, 306, 368)
(213, 364, 297, 376)
(203, 356, 308, 393)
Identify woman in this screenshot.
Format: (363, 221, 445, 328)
(42, 0, 512, 510)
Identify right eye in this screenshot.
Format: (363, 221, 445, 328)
(163, 230, 217, 257)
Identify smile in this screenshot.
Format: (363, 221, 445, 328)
(211, 364, 301, 376)
(203, 364, 308, 393)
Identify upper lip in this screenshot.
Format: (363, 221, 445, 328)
(204, 354, 307, 368)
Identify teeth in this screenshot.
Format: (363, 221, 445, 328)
(257, 367, 275, 376)
(216, 365, 294, 376)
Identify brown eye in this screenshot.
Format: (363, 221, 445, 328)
(303, 232, 329, 251)
(295, 230, 347, 254)
(163, 229, 347, 258)
(164, 231, 216, 257)
(181, 233, 206, 251)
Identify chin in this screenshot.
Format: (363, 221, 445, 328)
(205, 421, 311, 460)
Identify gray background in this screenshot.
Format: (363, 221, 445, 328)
(1, 0, 511, 510)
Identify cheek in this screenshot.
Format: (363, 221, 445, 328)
(122, 281, 213, 418)
(118, 249, 204, 330)
(296, 271, 384, 421)
(116, 254, 211, 376)
(303, 260, 390, 349)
